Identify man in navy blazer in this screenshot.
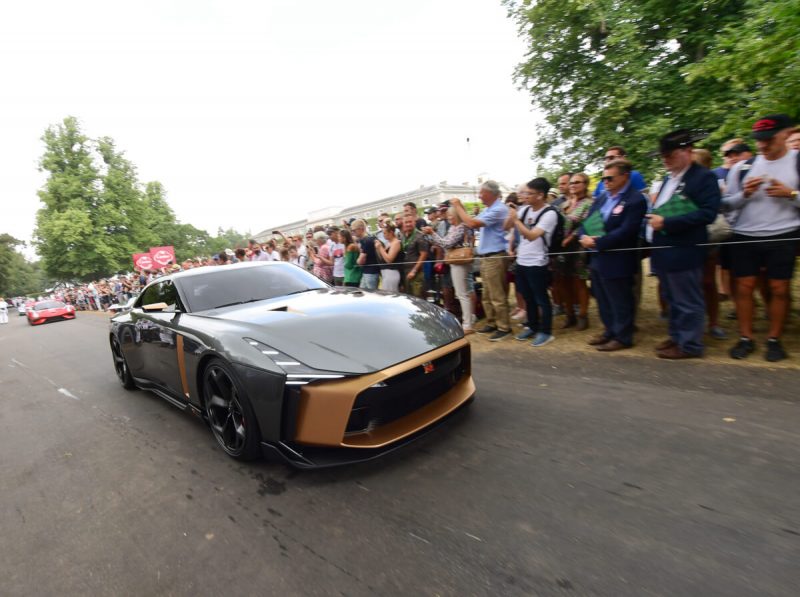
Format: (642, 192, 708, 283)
(579, 159, 647, 351)
(646, 129, 721, 359)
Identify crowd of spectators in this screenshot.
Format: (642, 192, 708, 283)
(21, 113, 800, 362)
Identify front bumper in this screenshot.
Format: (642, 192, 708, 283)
(261, 394, 473, 468)
(264, 337, 475, 468)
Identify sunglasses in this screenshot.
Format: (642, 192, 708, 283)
(568, 181, 584, 185)
(601, 175, 616, 182)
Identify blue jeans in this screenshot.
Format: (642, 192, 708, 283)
(515, 264, 552, 335)
(659, 266, 705, 355)
(359, 273, 379, 290)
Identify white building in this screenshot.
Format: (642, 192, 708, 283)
(255, 178, 512, 240)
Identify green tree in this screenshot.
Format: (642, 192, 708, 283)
(686, 0, 800, 136)
(34, 117, 113, 280)
(207, 227, 250, 256)
(504, 0, 750, 177)
(96, 136, 160, 272)
(0, 234, 24, 294)
(34, 115, 255, 278)
(0, 235, 50, 296)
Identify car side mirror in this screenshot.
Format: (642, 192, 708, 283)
(142, 302, 169, 312)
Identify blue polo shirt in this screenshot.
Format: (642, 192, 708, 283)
(476, 200, 509, 255)
(600, 181, 631, 221)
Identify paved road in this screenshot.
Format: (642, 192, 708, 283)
(0, 312, 798, 596)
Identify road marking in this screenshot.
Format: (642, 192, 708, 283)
(58, 388, 80, 400)
(464, 532, 483, 542)
(408, 532, 430, 545)
(11, 358, 27, 368)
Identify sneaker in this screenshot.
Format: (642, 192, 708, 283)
(552, 305, 565, 316)
(515, 328, 536, 341)
(511, 309, 526, 321)
(765, 338, 787, 362)
(725, 311, 737, 321)
(531, 333, 555, 347)
(488, 329, 511, 342)
(477, 325, 497, 335)
(729, 337, 755, 359)
(709, 326, 727, 340)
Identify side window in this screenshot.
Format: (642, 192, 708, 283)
(157, 280, 181, 312)
(138, 284, 161, 307)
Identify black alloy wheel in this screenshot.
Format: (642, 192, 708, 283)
(202, 359, 261, 460)
(111, 337, 136, 390)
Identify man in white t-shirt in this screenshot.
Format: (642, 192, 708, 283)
(723, 113, 800, 362)
(504, 177, 558, 347)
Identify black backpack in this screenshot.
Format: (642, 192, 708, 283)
(737, 156, 757, 185)
(521, 205, 566, 256)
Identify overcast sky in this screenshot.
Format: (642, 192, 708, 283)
(0, 0, 540, 252)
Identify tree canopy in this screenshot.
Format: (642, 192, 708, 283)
(32, 116, 248, 282)
(0, 235, 50, 297)
(504, 0, 799, 177)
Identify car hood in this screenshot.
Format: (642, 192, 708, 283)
(200, 288, 463, 374)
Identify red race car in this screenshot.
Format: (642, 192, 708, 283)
(27, 300, 76, 326)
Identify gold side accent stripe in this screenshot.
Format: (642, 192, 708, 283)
(176, 335, 190, 398)
(294, 338, 472, 448)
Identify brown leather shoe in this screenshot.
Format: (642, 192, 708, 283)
(588, 334, 611, 346)
(657, 345, 701, 359)
(596, 339, 630, 352)
(655, 338, 677, 351)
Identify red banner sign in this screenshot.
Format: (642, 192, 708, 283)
(149, 246, 176, 267)
(133, 252, 154, 271)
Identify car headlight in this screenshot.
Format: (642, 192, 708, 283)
(29, 310, 38, 317)
(243, 338, 345, 386)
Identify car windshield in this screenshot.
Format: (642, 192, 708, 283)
(177, 263, 328, 313)
(35, 301, 65, 310)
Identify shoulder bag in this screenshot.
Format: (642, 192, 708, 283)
(445, 227, 474, 266)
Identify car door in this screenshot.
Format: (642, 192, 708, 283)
(148, 280, 185, 401)
(142, 279, 188, 400)
(125, 284, 162, 378)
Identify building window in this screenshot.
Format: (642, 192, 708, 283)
(422, 198, 430, 205)
(391, 205, 399, 213)
(363, 211, 371, 218)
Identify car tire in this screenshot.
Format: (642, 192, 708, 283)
(202, 358, 262, 461)
(111, 337, 136, 390)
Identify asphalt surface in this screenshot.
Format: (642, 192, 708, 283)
(0, 311, 798, 597)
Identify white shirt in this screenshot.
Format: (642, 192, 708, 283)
(516, 205, 557, 267)
(723, 150, 800, 236)
(331, 243, 345, 278)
